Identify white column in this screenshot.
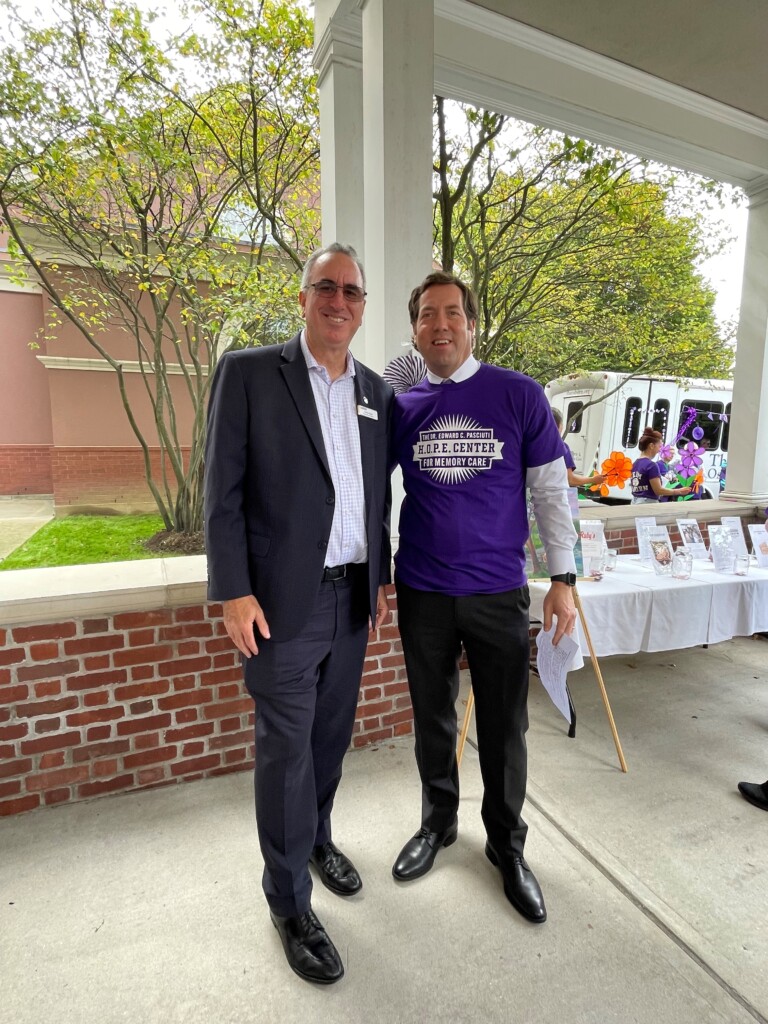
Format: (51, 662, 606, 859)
(359, 0, 434, 372)
(722, 179, 768, 505)
(314, 3, 365, 253)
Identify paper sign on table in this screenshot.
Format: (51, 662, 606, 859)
(721, 516, 749, 558)
(646, 525, 674, 575)
(708, 524, 736, 572)
(676, 518, 708, 559)
(579, 519, 605, 574)
(635, 516, 657, 564)
(536, 626, 579, 722)
(747, 523, 768, 567)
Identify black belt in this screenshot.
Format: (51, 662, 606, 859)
(322, 563, 363, 582)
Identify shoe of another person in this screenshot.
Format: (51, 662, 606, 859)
(737, 780, 768, 812)
(309, 841, 363, 896)
(485, 842, 547, 923)
(270, 908, 344, 985)
(392, 822, 458, 881)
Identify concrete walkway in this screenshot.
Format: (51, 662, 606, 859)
(1, 637, 767, 1024)
(0, 495, 54, 560)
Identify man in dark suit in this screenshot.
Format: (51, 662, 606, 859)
(204, 243, 393, 985)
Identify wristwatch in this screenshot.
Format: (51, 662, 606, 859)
(550, 573, 577, 586)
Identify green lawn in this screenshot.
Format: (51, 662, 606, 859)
(0, 515, 170, 570)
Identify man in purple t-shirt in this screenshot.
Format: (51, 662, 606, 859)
(390, 271, 577, 925)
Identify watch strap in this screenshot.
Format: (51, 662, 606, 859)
(550, 572, 577, 586)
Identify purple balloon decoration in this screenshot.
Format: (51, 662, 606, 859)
(692, 426, 704, 440)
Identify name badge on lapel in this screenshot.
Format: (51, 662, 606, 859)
(357, 404, 378, 420)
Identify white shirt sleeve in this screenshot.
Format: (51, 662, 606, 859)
(526, 458, 578, 576)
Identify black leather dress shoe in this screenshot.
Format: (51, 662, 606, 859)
(738, 780, 768, 811)
(392, 822, 458, 881)
(485, 842, 547, 923)
(309, 841, 363, 896)
(270, 908, 344, 984)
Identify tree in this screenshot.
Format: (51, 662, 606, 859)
(0, 0, 319, 533)
(433, 98, 734, 384)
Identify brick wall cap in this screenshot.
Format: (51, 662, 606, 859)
(0, 556, 207, 627)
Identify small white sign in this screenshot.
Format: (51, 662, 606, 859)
(635, 516, 657, 564)
(721, 516, 748, 558)
(676, 518, 708, 559)
(579, 519, 605, 573)
(748, 523, 768, 567)
(708, 524, 736, 572)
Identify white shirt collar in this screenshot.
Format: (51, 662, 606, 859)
(300, 329, 355, 379)
(426, 354, 480, 385)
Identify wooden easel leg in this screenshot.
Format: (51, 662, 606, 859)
(573, 588, 628, 773)
(456, 687, 475, 768)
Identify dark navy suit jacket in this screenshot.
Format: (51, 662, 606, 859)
(204, 334, 393, 641)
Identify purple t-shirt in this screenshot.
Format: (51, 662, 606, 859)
(631, 457, 661, 500)
(562, 441, 576, 471)
(392, 363, 565, 595)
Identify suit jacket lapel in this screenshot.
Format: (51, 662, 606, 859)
(354, 364, 375, 514)
(280, 335, 331, 478)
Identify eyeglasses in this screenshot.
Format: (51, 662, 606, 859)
(305, 280, 367, 303)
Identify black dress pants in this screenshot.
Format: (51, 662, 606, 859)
(243, 567, 369, 917)
(396, 578, 531, 855)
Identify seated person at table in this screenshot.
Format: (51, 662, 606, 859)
(551, 409, 605, 489)
(631, 428, 692, 503)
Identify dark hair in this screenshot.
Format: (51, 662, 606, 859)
(301, 242, 366, 290)
(408, 271, 478, 325)
(638, 427, 663, 453)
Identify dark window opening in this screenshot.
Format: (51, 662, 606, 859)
(652, 399, 670, 440)
(565, 401, 583, 434)
(721, 403, 732, 452)
(677, 401, 724, 450)
(622, 397, 643, 448)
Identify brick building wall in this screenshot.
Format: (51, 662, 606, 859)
(51, 447, 192, 509)
(0, 445, 53, 496)
(0, 585, 410, 817)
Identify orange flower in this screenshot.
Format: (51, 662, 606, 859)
(590, 450, 633, 497)
(692, 468, 704, 492)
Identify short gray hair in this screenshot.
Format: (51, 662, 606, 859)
(300, 242, 366, 291)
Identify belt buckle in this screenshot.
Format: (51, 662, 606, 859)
(324, 564, 347, 582)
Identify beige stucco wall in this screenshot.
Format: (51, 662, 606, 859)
(0, 289, 51, 445)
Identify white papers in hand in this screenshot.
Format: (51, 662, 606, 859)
(536, 626, 579, 722)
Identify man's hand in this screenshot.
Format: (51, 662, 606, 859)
(542, 582, 577, 645)
(370, 585, 391, 634)
(222, 595, 270, 658)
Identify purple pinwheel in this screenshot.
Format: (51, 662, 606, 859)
(678, 441, 706, 475)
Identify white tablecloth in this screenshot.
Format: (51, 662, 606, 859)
(529, 555, 768, 670)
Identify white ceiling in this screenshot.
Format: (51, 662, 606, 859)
(473, 0, 768, 122)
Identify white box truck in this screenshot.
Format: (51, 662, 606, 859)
(545, 371, 732, 501)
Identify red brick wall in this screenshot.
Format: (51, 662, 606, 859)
(0, 445, 53, 495)
(50, 447, 192, 508)
(0, 586, 411, 816)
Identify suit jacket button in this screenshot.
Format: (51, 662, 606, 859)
(326, 496, 335, 505)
